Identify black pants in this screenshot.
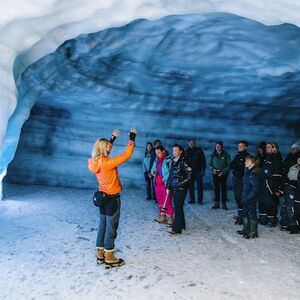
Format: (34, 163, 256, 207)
(259, 202, 268, 224)
(233, 177, 243, 215)
(172, 189, 188, 233)
(293, 200, 300, 226)
(266, 194, 279, 218)
(144, 172, 153, 199)
(189, 171, 203, 203)
(213, 174, 227, 204)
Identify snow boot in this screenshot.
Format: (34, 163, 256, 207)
(154, 214, 166, 224)
(96, 247, 104, 265)
(104, 249, 125, 269)
(244, 220, 258, 239)
(166, 216, 174, 227)
(212, 202, 220, 209)
(267, 216, 278, 227)
(222, 203, 228, 210)
(280, 225, 289, 231)
(259, 214, 268, 225)
(288, 225, 300, 234)
(237, 217, 250, 235)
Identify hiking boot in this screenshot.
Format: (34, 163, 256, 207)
(166, 216, 174, 227)
(154, 214, 166, 224)
(188, 200, 195, 204)
(96, 247, 104, 265)
(168, 231, 181, 237)
(104, 249, 125, 269)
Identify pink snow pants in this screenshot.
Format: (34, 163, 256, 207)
(155, 176, 174, 216)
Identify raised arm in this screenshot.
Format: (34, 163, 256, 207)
(109, 128, 120, 149)
(104, 128, 137, 169)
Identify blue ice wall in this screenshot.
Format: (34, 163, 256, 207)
(5, 13, 300, 188)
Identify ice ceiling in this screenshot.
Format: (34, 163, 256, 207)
(1, 0, 300, 197)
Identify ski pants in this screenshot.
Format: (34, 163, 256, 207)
(280, 185, 296, 227)
(155, 182, 174, 216)
(293, 200, 300, 227)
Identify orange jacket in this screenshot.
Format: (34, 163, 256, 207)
(88, 142, 135, 195)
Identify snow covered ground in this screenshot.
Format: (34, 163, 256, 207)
(1, 183, 299, 300)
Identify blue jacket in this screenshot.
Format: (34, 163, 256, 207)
(142, 152, 152, 173)
(151, 156, 172, 183)
(241, 167, 261, 205)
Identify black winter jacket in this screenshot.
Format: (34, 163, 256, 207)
(230, 150, 249, 179)
(185, 147, 206, 173)
(296, 171, 300, 201)
(167, 156, 192, 191)
(262, 153, 283, 195)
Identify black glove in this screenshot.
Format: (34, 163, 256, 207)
(129, 132, 136, 141)
(109, 135, 116, 144)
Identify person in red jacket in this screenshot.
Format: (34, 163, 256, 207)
(88, 128, 137, 268)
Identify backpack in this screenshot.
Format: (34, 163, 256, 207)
(288, 165, 300, 181)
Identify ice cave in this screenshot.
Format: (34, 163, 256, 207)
(0, 1, 299, 299)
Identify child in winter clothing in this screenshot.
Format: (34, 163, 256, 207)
(151, 145, 174, 225)
(237, 155, 261, 239)
(142, 142, 154, 200)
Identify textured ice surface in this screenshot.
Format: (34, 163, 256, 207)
(4, 13, 300, 189)
(1, 183, 300, 299)
(1, 1, 300, 196)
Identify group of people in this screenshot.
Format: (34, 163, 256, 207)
(87, 128, 300, 269)
(142, 139, 193, 235)
(143, 138, 300, 239)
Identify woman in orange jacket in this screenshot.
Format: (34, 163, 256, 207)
(88, 128, 137, 268)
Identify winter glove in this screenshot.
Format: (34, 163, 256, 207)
(129, 128, 137, 141)
(109, 129, 120, 144)
(109, 136, 116, 144)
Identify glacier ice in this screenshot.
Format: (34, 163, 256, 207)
(1, 1, 300, 197)
(3, 13, 300, 189)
